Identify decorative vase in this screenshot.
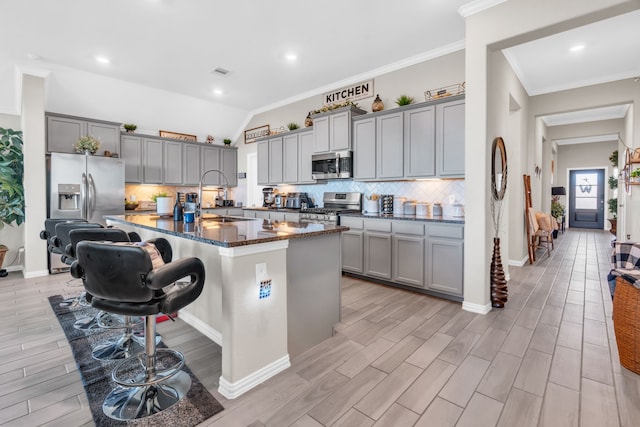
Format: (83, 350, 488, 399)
(305, 112, 313, 127)
(490, 237, 508, 308)
(608, 218, 617, 236)
(372, 94, 384, 112)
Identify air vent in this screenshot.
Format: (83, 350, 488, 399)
(211, 67, 230, 77)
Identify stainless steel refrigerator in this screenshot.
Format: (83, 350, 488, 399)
(47, 152, 124, 272)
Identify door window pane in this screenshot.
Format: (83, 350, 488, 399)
(574, 172, 598, 210)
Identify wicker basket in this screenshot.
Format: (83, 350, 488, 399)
(613, 276, 640, 374)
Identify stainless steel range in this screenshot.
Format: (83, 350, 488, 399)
(300, 192, 362, 223)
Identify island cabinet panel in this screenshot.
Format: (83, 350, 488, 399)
(163, 140, 183, 185)
(297, 131, 315, 184)
(268, 136, 284, 184)
(142, 138, 163, 184)
(376, 112, 404, 179)
(353, 117, 376, 180)
(46, 114, 120, 155)
(121, 135, 143, 183)
(283, 133, 299, 184)
(257, 140, 269, 185)
(183, 143, 201, 185)
(436, 98, 465, 177)
(404, 105, 436, 178)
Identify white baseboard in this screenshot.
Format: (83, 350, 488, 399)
(509, 257, 528, 267)
(462, 300, 492, 314)
(23, 269, 49, 279)
(177, 310, 223, 346)
(218, 354, 291, 399)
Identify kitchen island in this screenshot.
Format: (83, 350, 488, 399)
(105, 213, 347, 399)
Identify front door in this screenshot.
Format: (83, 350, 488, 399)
(569, 169, 605, 229)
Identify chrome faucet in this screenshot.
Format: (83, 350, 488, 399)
(198, 169, 229, 217)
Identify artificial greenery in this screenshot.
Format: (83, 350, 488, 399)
(287, 122, 299, 131)
(609, 150, 618, 168)
(0, 128, 24, 230)
(551, 197, 565, 219)
(608, 197, 618, 219)
(395, 95, 414, 106)
(310, 99, 358, 115)
(124, 123, 137, 132)
(608, 175, 618, 190)
(631, 169, 640, 179)
(223, 138, 232, 145)
(74, 135, 101, 154)
(150, 191, 168, 202)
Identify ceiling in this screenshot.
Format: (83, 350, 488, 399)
(1, 1, 638, 120)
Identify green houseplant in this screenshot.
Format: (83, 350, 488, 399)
(607, 149, 618, 235)
(395, 95, 414, 106)
(124, 123, 137, 133)
(223, 138, 232, 145)
(74, 135, 101, 154)
(0, 128, 24, 274)
(287, 122, 299, 131)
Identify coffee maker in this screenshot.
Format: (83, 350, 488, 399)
(262, 187, 276, 208)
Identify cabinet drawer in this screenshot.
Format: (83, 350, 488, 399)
(341, 217, 363, 229)
(428, 224, 464, 239)
(364, 219, 392, 233)
(393, 221, 424, 236)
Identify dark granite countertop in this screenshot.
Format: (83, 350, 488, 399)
(105, 214, 347, 248)
(339, 212, 465, 224)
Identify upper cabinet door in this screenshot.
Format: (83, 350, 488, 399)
(87, 122, 120, 155)
(221, 148, 238, 187)
(353, 118, 376, 180)
(121, 135, 142, 183)
(330, 111, 350, 151)
(282, 134, 299, 184)
(163, 140, 183, 185)
(376, 112, 404, 179)
(46, 116, 86, 154)
(257, 140, 270, 185)
(313, 116, 330, 153)
(183, 144, 201, 185)
(269, 136, 284, 184)
(143, 138, 163, 184)
(201, 146, 221, 185)
(298, 131, 315, 184)
(436, 99, 465, 177)
(404, 105, 436, 178)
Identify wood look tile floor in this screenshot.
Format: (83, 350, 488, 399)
(2, 229, 639, 426)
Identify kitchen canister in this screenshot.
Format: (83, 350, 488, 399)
(394, 197, 406, 215)
(433, 202, 443, 216)
(365, 199, 379, 214)
(403, 201, 416, 215)
(380, 195, 394, 214)
(416, 202, 429, 216)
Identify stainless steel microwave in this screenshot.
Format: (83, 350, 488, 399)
(311, 150, 353, 179)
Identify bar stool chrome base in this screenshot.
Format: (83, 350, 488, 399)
(103, 369, 191, 421)
(92, 334, 145, 361)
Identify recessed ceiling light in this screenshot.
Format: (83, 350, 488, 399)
(213, 89, 223, 95)
(95, 56, 110, 64)
(570, 44, 585, 52)
(285, 53, 298, 62)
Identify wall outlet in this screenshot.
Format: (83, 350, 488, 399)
(130, 195, 137, 202)
(449, 195, 456, 204)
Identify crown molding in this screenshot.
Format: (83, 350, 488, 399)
(458, 0, 508, 18)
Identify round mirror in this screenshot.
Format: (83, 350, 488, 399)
(491, 137, 508, 200)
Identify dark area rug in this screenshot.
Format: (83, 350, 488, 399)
(48, 294, 224, 426)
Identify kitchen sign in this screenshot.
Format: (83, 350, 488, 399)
(323, 80, 373, 105)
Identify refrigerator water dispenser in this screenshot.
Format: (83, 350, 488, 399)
(57, 184, 81, 211)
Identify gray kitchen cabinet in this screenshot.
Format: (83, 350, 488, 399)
(284, 212, 300, 222)
(46, 114, 120, 155)
(183, 143, 201, 185)
(121, 134, 142, 183)
(255, 210, 270, 219)
(221, 147, 238, 187)
(257, 140, 270, 185)
(436, 98, 465, 177)
(163, 140, 183, 185)
(201, 146, 221, 185)
(353, 117, 376, 180)
(392, 221, 425, 288)
(87, 121, 120, 155)
(426, 224, 464, 297)
(376, 112, 404, 179)
(244, 210, 257, 218)
(363, 219, 392, 279)
(404, 105, 436, 177)
(143, 138, 163, 184)
(269, 211, 286, 221)
(283, 133, 298, 183)
(298, 131, 315, 184)
(341, 217, 364, 274)
(312, 106, 365, 153)
(268, 136, 283, 184)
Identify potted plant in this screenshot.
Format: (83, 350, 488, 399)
(608, 149, 618, 235)
(74, 135, 101, 154)
(395, 95, 414, 106)
(151, 192, 172, 215)
(551, 197, 565, 238)
(223, 138, 232, 146)
(287, 122, 299, 131)
(123, 123, 137, 133)
(630, 169, 640, 182)
(0, 128, 25, 276)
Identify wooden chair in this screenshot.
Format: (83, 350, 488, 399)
(524, 175, 556, 264)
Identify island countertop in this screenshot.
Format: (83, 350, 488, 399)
(104, 214, 348, 248)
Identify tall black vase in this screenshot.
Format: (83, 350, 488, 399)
(490, 237, 508, 308)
